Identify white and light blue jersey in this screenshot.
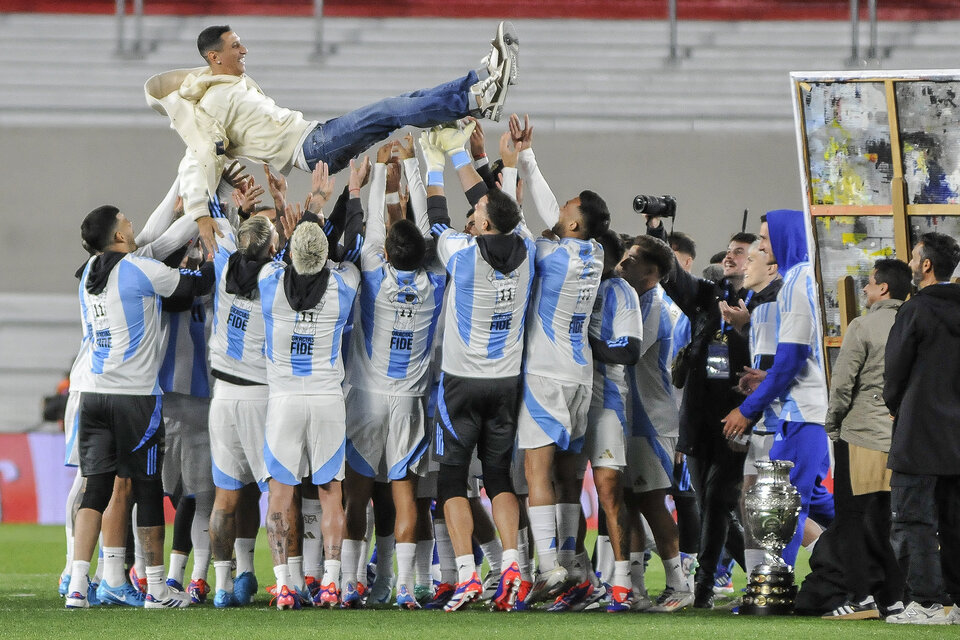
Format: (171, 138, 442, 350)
(776, 263, 828, 424)
(525, 238, 603, 384)
(435, 229, 536, 379)
(209, 220, 268, 385)
(749, 297, 782, 434)
(259, 260, 360, 396)
(158, 294, 213, 398)
(627, 284, 679, 438)
(589, 277, 642, 425)
(78, 254, 181, 395)
(347, 252, 446, 396)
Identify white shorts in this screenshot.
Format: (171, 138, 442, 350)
(162, 393, 214, 496)
(744, 432, 776, 475)
(64, 391, 81, 467)
(624, 435, 675, 494)
(345, 387, 428, 482)
(582, 403, 628, 470)
(265, 394, 345, 486)
(209, 380, 269, 491)
(517, 374, 590, 452)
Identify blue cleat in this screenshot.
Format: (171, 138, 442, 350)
(97, 581, 146, 607)
(340, 582, 363, 609)
(234, 572, 258, 605)
(59, 573, 71, 597)
(88, 581, 101, 606)
(213, 589, 240, 608)
(165, 578, 184, 592)
(395, 585, 421, 610)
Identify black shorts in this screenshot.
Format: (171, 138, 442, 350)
(78, 392, 165, 480)
(434, 372, 520, 470)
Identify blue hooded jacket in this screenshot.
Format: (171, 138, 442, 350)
(739, 209, 816, 421)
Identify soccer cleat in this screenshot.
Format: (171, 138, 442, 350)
(165, 577, 184, 592)
(490, 562, 521, 611)
(233, 572, 258, 605)
(712, 573, 734, 595)
(97, 581, 146, 607)
(369, 574, 396, 604)
(87, 581, 101, 606)
(606, 585, 633, 613)
(59, 573, 70, 597)
(680, 552, 698, 592)
(546, 579, 593, 612)
(481, 569, 502, 602)
(444, 573, 483, 611)
(822, 596, 880, 620)
(885, 601, 949, 625)
(573, 581, 607, 612)
(513, 580, 534, 611)
(316, 582, 340, 608)
(693, 586, 715, 609)
(129, 566, 146, 593)
(305, 576, 321, 601)
(145, 587, 191, 609)
(414, 583, 434, 604)
(396, 585, 421, 610)
(65, 576, 90, 609)
(527, 566, 569, 605)
(265, 583, 278, 597)
(631, 589, 654, 611)
(649, 587, 694, 613)
(945, 604, 960, 624)
(188, 578, 211, 604)
(271, 585, 301, 611)
(340, 582, 364, 609)
(424, 582, 454, 609)
(491, 21, 520, 86)
(213, 589, 241, 608)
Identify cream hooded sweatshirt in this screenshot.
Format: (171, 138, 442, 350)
(145, 66, 315, 219)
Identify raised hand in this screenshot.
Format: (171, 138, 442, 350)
(419, 131, 446, 174)
(395, 133, 415, 161)
(309, 161, 336, 210)
(222, 160, 249, 189)
(349, 157, 372, 194)
(197, 216, 223, 258)
(499, 131, 519, 168)
(377, 140, 395, 164)
(466, 116, 486, 158)
(434, 120, 477, 155)
(233, 177, 264, 213)
(263, 164, 287, 206)
(508, 113, 533, 151)
(280, 202, 305, 241)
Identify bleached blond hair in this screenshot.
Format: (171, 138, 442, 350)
(290, 222, 328, 275)
(237, 215, 274, 259)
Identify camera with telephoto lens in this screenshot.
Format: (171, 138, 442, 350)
(632, 194, 677, 218)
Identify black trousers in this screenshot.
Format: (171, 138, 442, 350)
(688, 444, 746, 590)
(890, 469, 960, 606)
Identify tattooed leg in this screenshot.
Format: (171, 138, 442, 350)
(317, 480, 344, 561)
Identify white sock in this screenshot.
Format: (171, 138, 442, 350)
(167, 552, 188, 585)
(501, 548, 519, 573)
(613, 560, 631, 590)
(102, 546, 126, 587)
(664, 555, 684, 591)
(528, 505, 559, 572)
(341, 539, 363, 587)
(630, 551, 647, 594)
(804, 539, 818, 555)
(234, 538, 256, 576)
(455, 554, 476, 584)
(323, 559, 342, 590)
(191, 491, 213, 582)
(376, 534, 396, 581)
(273, 563, 290, 592)
(415, 540, 434, 587)
(479, 538, 503, 575)
(434, 520, 457, 585)
(146, 565, 167, 599)
(517, 527, 532, 581)
(573, 550, 593, 585)
(191, 549, 211, 582)
(93, 543, 104, 582)
(596, 535, 614, 584)
(63, 472, 83, 574)
(396, 542, 416, 592)
(214, 560, 233, 593)
(555, 503, 580, 571)
(131, 511, 145, 578)
(63, 536, 74, 576)
(287, 555, 305, 592)
(744, 548, 766, 576)
(357, 538, 370, 586)
(68, 560, 90, 595)
(301, 498, 323, 579)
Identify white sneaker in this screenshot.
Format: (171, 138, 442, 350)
(469, 71, 503, 122)
(527, 566, 569, 604)
(885, 601, 949, 625)
(145, 585, 192, 609)
(65, 574, 90, 609)
(649, 587, 695, 613)
(480, 570, 501, 601)
(491, 21, 520, 86)
(946, 604, 960, 624)
(631, 589, 654, 611)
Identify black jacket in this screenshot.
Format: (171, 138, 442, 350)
(884, 282, 960, 475)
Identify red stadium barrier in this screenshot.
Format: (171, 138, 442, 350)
(2, 0, 959, 20)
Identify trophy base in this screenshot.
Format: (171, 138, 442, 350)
(739, 564, 796, 616)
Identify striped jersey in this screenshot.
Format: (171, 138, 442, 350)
(589, 277, 642, 423)
(627, 284, 679, 438)
(435, 229, 536, 379)
(209, 220, 268, 385)
(78, 254, 181, 395)
(259, 260, 360, 396)
(749, 296, 782, 434)
(347, 253, 446, 396)
(158, 294, 213, 398)
(776, 263, 828, 424)
(525, 238, 603, 384)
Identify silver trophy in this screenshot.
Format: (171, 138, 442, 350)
(740, 459, 802, 615)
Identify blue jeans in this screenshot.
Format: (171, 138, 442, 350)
(302, 71, 478, 173)
(768, 421, 829, 567)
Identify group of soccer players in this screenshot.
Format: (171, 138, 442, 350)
(58, 20, 777, 614)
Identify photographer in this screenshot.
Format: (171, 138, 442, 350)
(645, 214, 762, 609)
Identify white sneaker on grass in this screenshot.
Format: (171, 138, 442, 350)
(885, 601, 949, 625)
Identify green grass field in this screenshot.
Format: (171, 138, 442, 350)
(0, 524, 947, 639)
